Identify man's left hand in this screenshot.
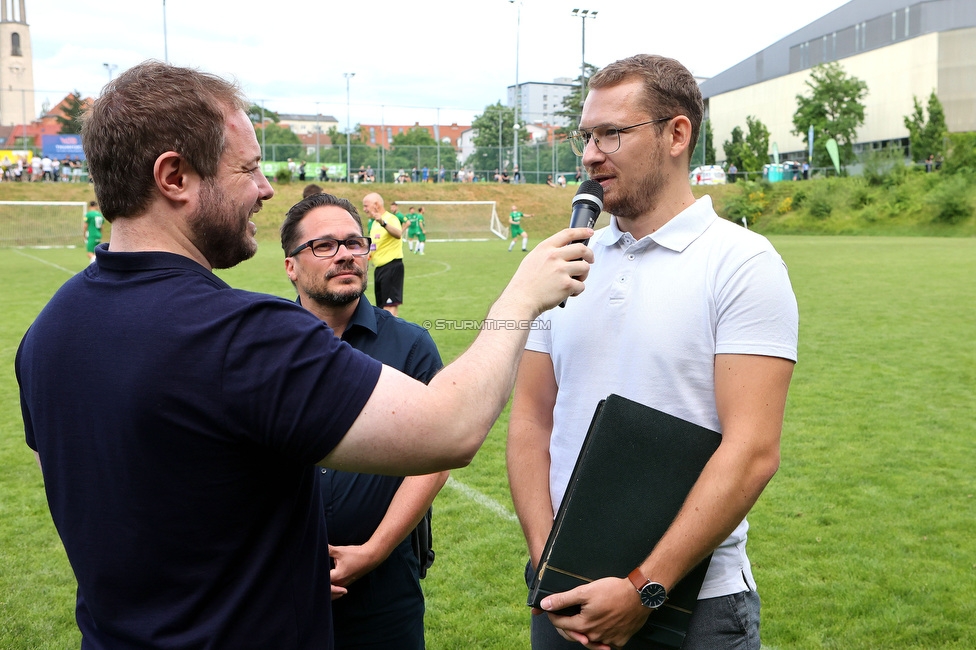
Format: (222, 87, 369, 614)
(540, 576, 651, 650)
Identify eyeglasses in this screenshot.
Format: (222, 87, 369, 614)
(289, 237, 371, 258)
(568, 117, 675, 156)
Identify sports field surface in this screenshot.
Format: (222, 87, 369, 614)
(1, 234, 973, 648)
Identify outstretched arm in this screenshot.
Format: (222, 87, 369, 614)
(321, 227, 594, 475)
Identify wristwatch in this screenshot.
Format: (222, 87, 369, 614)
(628, 568, 668, 609)
(379, 220, 387, 228)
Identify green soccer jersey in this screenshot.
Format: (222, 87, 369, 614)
(85, 210, 104, 240)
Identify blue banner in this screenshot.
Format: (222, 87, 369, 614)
(42, 134, 85, 160)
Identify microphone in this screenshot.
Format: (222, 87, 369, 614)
(560, 180, 604, 308)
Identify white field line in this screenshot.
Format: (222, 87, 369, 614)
(444, 476, 518, 522)
(12, 249, 78, 275)
(408, 259, 452, 280)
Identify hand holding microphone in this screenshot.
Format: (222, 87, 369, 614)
(560, 180, 604, 307)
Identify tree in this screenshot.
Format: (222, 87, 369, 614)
(903, 91, 947, 162)
(743, 116, 771, 172)
(248, 103, 279, 125)
(386, 127, 458, 176)
(792, 62, 868, 170)
(723, 126, 746, 172)
(255, 122, 302, 161)
(470, 102, 517, 173)
(56, 92, 86, 134)
(554, 62, 600, 136)
(723, 116, 770, 173)
(690, 119, 716, 168)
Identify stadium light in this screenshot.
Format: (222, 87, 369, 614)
(572, 8, 598, 100)
(162, 0, 168, 63)
(509, 0, 522, 182)
(344, 72, 355, 183)
(315, 101, 321, 165)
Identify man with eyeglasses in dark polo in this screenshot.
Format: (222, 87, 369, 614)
(507, 54, 798, 650)
(281, 192, 446, 649)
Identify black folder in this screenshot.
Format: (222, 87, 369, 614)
(526, 394, 722, 649)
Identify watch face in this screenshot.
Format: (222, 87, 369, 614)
(639, 582, 667, 609)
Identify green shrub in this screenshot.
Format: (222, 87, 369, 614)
(850, 185, 874, 209)
(862, 147, 907, 187)
(943, 132, 976, 175)
(722, 181, 768, 223)
(927, 176, 973, 224)
(808, 197, 833, 219)
(791, 188, 807, 207)
(274, 167, 293, 183)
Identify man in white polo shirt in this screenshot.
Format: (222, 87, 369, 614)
(507, 54, 799, 650)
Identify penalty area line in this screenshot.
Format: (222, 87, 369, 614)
(444, 476, 518, 523)
(12, 248, 79, 276)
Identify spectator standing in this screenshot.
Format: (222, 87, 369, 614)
(281, 193, 447, 649)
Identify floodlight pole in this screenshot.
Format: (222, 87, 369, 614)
(315, 101, 321, 165)
(162, 0, 169, 63)
(572, 8, 597, 101)
(103, 63, 117, 81)
(509, 0, 522, 182)
(344, 72, 355, 183)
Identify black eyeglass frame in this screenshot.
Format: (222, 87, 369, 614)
(568, 116, 675, 156)
(288, 237, 372, 258)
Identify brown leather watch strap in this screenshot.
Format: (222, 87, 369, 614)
(627, 567, 649, 591)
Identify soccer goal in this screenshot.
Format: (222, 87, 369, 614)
(0, 201, 88, 248)
(393, 201, 504, 241)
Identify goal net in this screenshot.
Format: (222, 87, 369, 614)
(0, 201, 88, 248)
(393, 201, 504, 241)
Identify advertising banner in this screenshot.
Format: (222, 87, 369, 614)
(42, 134, 85, 160)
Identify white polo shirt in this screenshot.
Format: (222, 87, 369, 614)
(526, 195, 798, 599)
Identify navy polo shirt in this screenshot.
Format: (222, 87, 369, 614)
(16, 246, 382, 649)
(313, 296, 443, 545)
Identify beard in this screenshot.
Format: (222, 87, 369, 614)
(596, 136, 669, 221)
(188, 179, 259, 270)
(305, 260, 367, 307)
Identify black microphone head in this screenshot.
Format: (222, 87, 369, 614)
(573, 179, 604, 211)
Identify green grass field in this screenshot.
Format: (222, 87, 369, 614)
(1, 231, 974, 648)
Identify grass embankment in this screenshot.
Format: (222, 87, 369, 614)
(4, 168, 972, 238)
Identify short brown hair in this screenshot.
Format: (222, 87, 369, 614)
(280, 193, 364, 255)
(589, 54, 704, 158)
(82, 60, 248, 222)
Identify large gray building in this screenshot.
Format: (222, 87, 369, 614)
(701, 0, 976, 162)
(507, 78, 577, 127)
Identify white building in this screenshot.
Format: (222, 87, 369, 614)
(507, 78, 577, 127)
(0, 0, 35, 128)
(701, 0, 976, 162)
(277, 113, 340, 137)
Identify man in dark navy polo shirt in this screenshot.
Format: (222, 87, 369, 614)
(15, 62, 594, 649)
(281, 193, 447, 648)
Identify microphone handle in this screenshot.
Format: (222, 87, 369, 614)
(559, 209, 599, 308)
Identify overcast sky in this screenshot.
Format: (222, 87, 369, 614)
(30, 0, 850, 127)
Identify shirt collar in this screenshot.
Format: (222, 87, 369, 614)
(594, 195, 717, 253)
(344, 295, 378, 338)
(293, 294, 378, 338)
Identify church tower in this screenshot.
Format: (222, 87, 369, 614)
(0, 0, 35, 127)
